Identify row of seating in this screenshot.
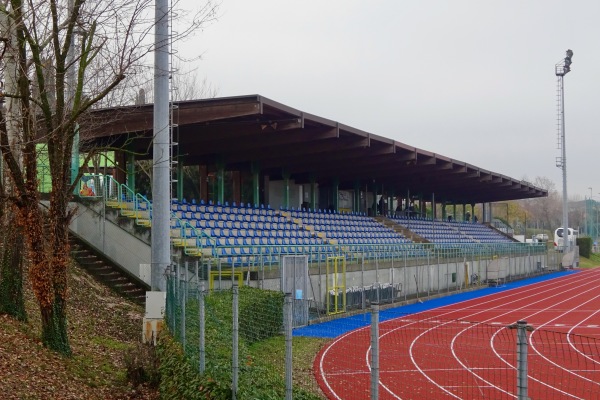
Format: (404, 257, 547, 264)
(173, 210, 289, 224)
(113, 193, 518, 262)
(289, 208, 375, 222)
(173, 219, 306, 233)
(392, 215, 514, 244)
(297, 217, 382, 227)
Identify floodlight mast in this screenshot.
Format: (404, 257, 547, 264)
(555, 49, 573, 253)
(151, 0, 171, 291)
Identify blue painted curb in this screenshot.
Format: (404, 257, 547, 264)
(293, 270, 579, 338)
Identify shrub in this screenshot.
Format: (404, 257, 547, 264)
(577, 237, 592, 258)
(123, 342, 161, 388)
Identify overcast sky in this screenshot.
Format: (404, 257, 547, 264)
(178, 0, 600, 200)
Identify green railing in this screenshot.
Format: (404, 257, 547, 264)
(171, 216, 217, 257)
(195, 241, 547, 269)
(100, 176, 216, 257)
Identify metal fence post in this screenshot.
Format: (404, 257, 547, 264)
(361, 253, 366, 310)
(232, 281, 239, 400)
(284, 293, 293, 400)
(199, 281, 206, 373)
(426, 251, 430, 296)
(390, 256, 394, 305)
(175, 262, 182, 341)
(174, 262, 180, 337)
(370, 302, 380, 400)
(182, 261, 187, 351)
(516, 320, 529, 400)
(403, 251, 407, 302)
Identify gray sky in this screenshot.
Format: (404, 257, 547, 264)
(178, 0, 600, 200)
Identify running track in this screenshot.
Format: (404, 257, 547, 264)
(304, 268, 600, 399)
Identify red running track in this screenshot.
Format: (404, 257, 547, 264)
(315, 268, 600, 399)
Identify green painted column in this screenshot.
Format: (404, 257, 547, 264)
(126, 153, 136, 192)
(282, 170, 290, 210)
(462, 204, 466, 221)
(177, 160, 184, 202)
(310, 176, 316, 211)
(453, 204, 457, 221)
(354, 180, 360, 213)
(372, 182, 378, 216)
(332, 179, 339, 212)
(251, 163, 260, 207)
(442, 203, 447, 220)
(216, 162, 225, 205)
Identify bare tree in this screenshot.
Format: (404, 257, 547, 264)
(0, 0, 217, 354)
(0, 0, 28, 322)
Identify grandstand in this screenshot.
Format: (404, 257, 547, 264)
(68, 94, 555, 320)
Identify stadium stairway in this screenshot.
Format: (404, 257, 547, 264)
(69, 234, 149, 304)
(484, 221, 518, 242)
(374, 216, 429, 243)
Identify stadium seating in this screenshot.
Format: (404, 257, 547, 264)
(391, 215, 514, 244)
(107, 183, 516, 266)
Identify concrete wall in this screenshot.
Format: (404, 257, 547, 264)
(268, 179, 303, 210)
(221, 252, 549, 306)
(68, 201, 152, 285)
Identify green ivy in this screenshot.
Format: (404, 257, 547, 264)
(161, 285, 323, 399)
(157, 334, 230, 400)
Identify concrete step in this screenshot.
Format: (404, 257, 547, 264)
(69, 236, 149, 305)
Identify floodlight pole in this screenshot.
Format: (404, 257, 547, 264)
(151, 0, 171, 291)
(555, 50, 573, 252)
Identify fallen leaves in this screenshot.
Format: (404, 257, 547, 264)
(0, 261, 158, 399)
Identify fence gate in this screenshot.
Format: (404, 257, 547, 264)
(281, 255, 310, 327)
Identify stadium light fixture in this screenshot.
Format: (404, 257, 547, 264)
(555, 49, 573, 252)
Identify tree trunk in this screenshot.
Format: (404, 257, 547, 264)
(0, 214, 27, 321)
(23, 199, 72, 356)
(40, 294, 71, 356)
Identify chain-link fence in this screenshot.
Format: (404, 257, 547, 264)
(165, 270, 600, 399)
(163, 243, 594, 399)
(174, 243, 552, 323)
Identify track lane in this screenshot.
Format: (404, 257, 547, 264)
(316, 269, 600, 399)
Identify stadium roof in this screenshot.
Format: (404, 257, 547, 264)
(85, 94, 546, 205)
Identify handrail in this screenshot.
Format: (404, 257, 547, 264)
(104, 175, 122, 206)
(171, 214, 217, 257)
(135, 193, 152, 227)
